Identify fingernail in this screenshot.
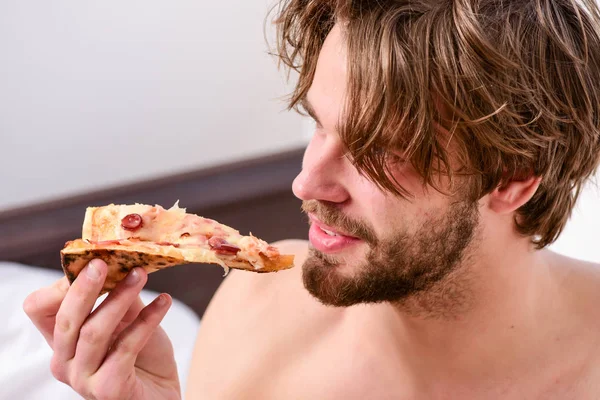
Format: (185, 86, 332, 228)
(156, 294, 168, 306)
(125, 269, 140, 285)
(86, 260, 101, 280)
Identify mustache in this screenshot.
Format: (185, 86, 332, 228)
(301, 200, 378, 245)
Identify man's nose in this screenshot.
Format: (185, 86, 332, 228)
(292, 143, 349, 204)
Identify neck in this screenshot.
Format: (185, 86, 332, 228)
(368, 237, 560, 383)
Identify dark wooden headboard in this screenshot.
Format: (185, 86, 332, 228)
(0, 148, 308, 317)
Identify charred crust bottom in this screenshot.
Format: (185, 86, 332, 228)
(60, 248, 184, 291)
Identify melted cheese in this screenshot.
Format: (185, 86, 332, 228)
(82, 202, 273, 271)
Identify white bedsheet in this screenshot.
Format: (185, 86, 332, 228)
(0, 262, 200, 400)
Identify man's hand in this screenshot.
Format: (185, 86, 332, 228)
(23, 259, 181, 400)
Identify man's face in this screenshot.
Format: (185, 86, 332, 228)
(292, 24, 481, 308)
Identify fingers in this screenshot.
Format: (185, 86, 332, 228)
(23, 277, 70, 347)
(99, 293, 172, 378)
(23, 258, 178, 399)
(120, 294, 146, 326)
(52, 259, 108, 366)
(113, 294, 146, 337)
(73, 267, 148, 376)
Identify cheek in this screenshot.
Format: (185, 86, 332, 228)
(351, 183, 403, 235)
(356, 188, 435, 238)
(349, 166, 446, 236)
(391, 166, 429, 197)
(386, 168, 453, 220)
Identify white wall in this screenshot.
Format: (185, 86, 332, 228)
(549, 177, 600, 263)
(0, 0, 308, 211)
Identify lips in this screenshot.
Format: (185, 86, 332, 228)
(308, 215, 362, 253)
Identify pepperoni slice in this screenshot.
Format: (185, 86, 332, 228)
(208, 237, 240, 255)
(121, 213, 143, 231)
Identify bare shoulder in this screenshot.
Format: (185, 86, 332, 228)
(552, 252, 600, 309)
(549, 251, 600, 328)
(566, 257, 600, 391)
(204, 239, 311, 311)
(547, 251, 600, 382)
(185, 239, 312, 398)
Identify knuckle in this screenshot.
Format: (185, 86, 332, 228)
(79, 324, 103, 346)
(49, 355, 67, 383)
(54, 312, 72, 334)
(22, 292, 39, 316)
(112, 337, 137, 356)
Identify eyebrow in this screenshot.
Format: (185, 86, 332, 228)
(300, 97, 323, 128)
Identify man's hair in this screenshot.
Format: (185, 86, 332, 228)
(270, 0, 600, 248)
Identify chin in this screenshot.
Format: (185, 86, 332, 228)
(301, 247, 370, 307)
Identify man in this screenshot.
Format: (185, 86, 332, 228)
(23, 0, 600, 398)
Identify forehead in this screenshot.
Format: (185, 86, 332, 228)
(307, 23, 456, 139)
(306, 24, 348, 125)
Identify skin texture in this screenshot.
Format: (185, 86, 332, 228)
(23, 22, 600, 400)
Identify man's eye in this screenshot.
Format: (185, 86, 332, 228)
(372, 146, 387, 157)
(387, 153, 406, 164)
(372, 147, 405, 164)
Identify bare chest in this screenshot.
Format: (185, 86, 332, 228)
(213, 338, 599, 400)
(224, 336, 411, 400)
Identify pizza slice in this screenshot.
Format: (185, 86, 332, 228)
(61, 202, 295, 294)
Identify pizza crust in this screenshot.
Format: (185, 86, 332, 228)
(61, 243, 186, 295)
(61, 239, 295, 294)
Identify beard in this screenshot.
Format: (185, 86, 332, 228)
(301, 198, 480, 313)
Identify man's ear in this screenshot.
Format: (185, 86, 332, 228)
(487, 176, 542, 214)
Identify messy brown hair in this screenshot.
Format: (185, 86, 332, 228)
(269, 0, 600, 248)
